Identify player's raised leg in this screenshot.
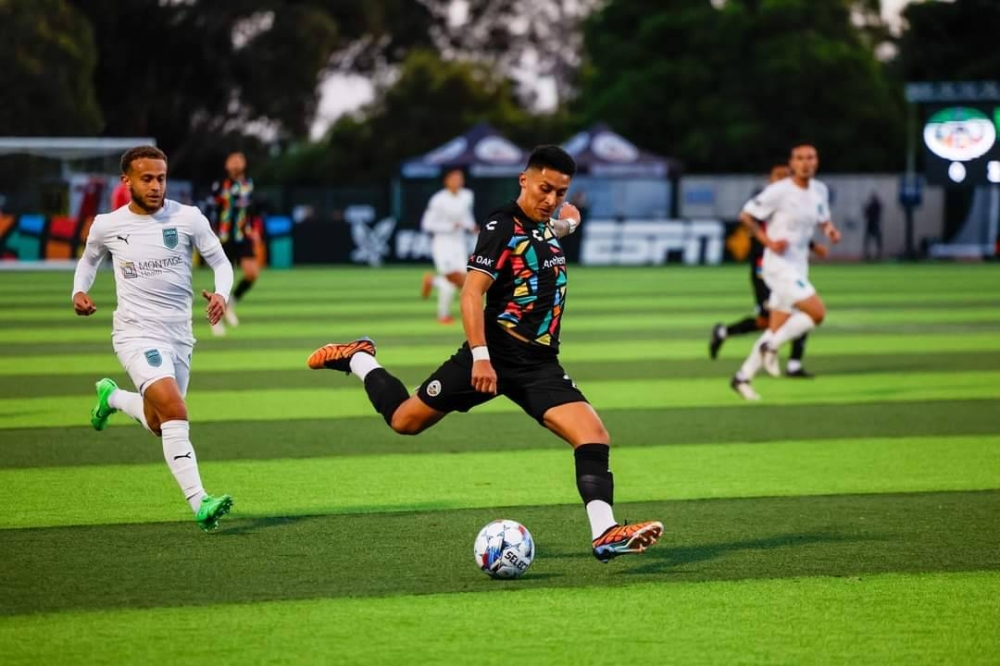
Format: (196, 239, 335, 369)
(308, 338, 448, 435)
(762, 294, 824, 375)
(542, 401, 663, 562)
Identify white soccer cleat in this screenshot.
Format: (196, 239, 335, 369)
(210, 321, 226, 337)
(224, 304, 239, 327)
(731, 376, 761, 401)
(761, 343, 780, 377)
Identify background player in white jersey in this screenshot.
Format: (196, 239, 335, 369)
(419, 168, 476, 324)
(731, 144, 842, 400)
(72, 145, 235, 531)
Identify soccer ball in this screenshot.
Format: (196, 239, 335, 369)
(473, 519, 535, 579)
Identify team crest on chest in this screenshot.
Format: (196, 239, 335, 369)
(162, 228, 178, 249)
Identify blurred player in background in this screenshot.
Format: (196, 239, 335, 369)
(308, 146, 663, 563)
(710, 164, 828, 377)
(731, 144, 841, 401)
(419, 167, 477, 324)
(209, 151, 259, 335)
(72, 145, 234, 530)
(111, 179, 131, 210)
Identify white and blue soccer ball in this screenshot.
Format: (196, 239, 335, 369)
(473, 519, 535, 579)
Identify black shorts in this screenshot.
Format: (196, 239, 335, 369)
(752, 269, 771, 317)
(416, 328, 588, 424)
(223, 238, 256, 263)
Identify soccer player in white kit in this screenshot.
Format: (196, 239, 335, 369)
(419, 168, 476, 324)
(731, 144, 842, 400)
(72, 146, 236, 531)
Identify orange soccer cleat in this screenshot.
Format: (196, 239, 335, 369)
(307, 337, 377, 373)
(592, 520, 664, 563)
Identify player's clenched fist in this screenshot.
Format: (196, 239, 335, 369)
(471, 359, 498, 395)
(73, 291, 97, 316)
(202, 290, 227, 326)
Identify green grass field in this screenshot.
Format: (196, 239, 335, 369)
(2, 263, 999, 665)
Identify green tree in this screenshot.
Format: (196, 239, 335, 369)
(265, 50, 534, 183)
(895, 0, 1000, 81)
(578, 0, 905, 172)
(0, 0, 102, 135)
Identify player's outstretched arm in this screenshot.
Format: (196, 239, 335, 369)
(71, 218, 107, 316)
(192, 213, 235, 315)
(461, 270, 497, 395)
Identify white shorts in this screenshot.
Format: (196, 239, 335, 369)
(431, 236, 469, 275)
(763, 263, 816, 313)
(113, 334, 193, 396)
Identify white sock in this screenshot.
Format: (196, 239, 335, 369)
(738, 330, 773, 381)
(586, 500, 618, 540)
(108, 388, 151, 432)
(770, 312, 816, 350)
(787, 359, 802, 373)
(436, 279, 456, 319)
(349, 352, 382, 381)
(160, 420, 206, 513)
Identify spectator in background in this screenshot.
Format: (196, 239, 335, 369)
(863, 192, 883, 261)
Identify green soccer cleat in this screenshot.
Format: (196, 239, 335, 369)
(195, 494, 234, 532)
(90, 378, 119, 431)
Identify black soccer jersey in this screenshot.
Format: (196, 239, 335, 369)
(468, 202, 568, 353)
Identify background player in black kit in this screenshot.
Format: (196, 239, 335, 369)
(307, 146, 662, 563)
(709, 165, 827, 377)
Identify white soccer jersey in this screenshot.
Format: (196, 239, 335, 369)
(421, 188, 475, 240)
(742, 177, 830, 274)
(72, 200, 234, 342)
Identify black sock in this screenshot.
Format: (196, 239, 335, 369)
(363, 368, 410, 426)
(574, 444, 614, 505)
(726, 316, 759, 337)
(790, 333, 808, 362)
(233, 278, 254, 301)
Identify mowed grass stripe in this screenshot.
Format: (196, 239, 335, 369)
(6, 306, 1000, 336)
(3, 322, 999, 357)
(2, 263, 993, 297)
(1, 436, 997, 529)
(7, 291, 1000, 321)
(9, 351, 1000, 399)
(2, 492, 998, 615)
(3, 572, 996, 665)
(4, 400, 996, 469)
(3, 371, 998, 430)
(3, 332, 1000, 377)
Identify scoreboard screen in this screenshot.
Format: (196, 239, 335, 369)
(923, 105, 1000, 185)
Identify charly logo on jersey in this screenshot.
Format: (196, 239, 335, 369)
(162, 228, 178, 249)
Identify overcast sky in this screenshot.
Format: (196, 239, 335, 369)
(310, 0, 926, 139)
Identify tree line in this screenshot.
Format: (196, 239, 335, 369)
(0, 0, 996, 182)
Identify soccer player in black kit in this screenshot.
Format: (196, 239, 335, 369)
(709, 165, 826, 377)
(308, 146, 662, 562)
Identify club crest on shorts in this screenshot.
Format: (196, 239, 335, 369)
(144, 349, 163, 367)
(162, 228, 178, 249)
(427, 380, 442, 397)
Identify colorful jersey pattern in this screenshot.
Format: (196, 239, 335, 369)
(211, 177, 254, 244)
(468, 202, 568, 351)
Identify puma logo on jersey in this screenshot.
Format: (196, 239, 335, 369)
(116, 235, 130, 244)
(173, 452, 193, 460)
